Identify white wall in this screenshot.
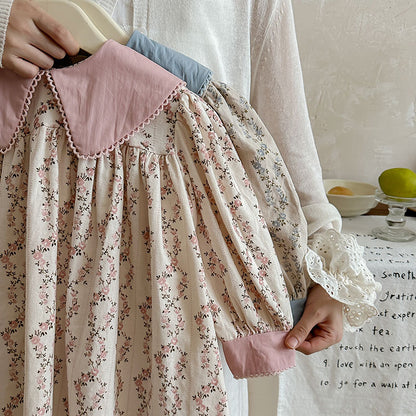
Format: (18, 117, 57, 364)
(292, 0, 416, 185)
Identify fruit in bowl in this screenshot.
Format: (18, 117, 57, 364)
(323, 179, 377, 217)
(327, 186, 354, 196)
(378, 168, 416, 198)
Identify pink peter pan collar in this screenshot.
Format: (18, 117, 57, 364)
(0, 40, 185, 158)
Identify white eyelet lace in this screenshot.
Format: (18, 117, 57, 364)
(305, 229, 382, 331)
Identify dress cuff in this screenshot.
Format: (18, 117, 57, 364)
(221, 331, 295, 379)
(302, 202, 342, 236)
(0, 0, 13, 68)
(305, 229, 382, 331)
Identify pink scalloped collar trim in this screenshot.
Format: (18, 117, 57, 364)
(0, 40, 185, 159)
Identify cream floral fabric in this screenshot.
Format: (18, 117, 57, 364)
(0, 74, 306, 415)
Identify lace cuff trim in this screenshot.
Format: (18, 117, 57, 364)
(304, 229, 381, 331)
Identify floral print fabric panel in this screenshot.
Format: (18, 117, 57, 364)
(203, 81, 311, 300)
(0, 76, 299, 415)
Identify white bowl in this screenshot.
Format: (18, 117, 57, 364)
(323, 179, 378, 217)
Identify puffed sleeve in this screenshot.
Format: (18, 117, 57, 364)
(175, 89, 301, 378)
(0, 0, 13, 68)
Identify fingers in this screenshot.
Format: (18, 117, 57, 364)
(34, 11, 79, 56)
(285, 311, 320, 351)
(3, 56, 40, 78)
(3, 30, 57, 77)
(285, 285, 343, 355)
(2, 0, 79, 78)
(31, 31, 67, 61)
(295, 323, 342, 355)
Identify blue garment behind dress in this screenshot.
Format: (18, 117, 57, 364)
(126, 30, 212, 96)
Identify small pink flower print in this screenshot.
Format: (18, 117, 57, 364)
(210, 304, 219, 313)
(40, 322, 48, 331)
(31, 335, 40, 345)
(135, 378, 142, 387)
(33, 251, 42, 260)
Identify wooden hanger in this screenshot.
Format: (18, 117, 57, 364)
(70, 0, 129, 44)
(36, 0, 107, 54)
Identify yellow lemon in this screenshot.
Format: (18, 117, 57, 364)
(378, 168, 416, 198)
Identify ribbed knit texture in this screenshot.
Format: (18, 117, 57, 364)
(0, 0, 13, 67)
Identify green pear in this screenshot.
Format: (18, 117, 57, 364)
(378, 168, 416, 198)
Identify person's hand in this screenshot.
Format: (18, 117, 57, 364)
(2, 0, 79, 78)
(285, 284, 343, 354)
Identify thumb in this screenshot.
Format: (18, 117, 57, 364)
(285, 315, 315, 350)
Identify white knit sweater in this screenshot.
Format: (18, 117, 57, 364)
(0, 0, 341, 234)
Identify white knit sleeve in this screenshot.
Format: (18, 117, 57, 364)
(250, 0, 380, 330)
(0, 0, 13, 68)
(250, 0, 340, 234)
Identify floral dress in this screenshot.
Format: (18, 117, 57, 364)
(0, 40, 293, 416)
(0, 40, 380, 415)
